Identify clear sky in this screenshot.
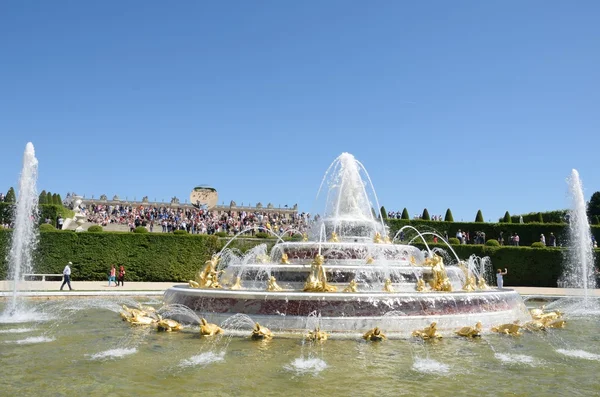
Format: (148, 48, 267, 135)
(1, 1, 598, 221)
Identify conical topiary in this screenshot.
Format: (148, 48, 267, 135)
(380, 206, 388, 219)
(56, 193, 63, 206)
(5, 187, 16, 203)
(444, 208, 454, 222)
(502, 211, 512, 223)
(475, 210, 484, 223)
(401, 208, 409, 220)
(422, 208, 431, 221)
(46, 191, 52, 205)
(39, 190, 47, 205)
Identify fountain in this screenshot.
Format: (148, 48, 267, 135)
(560, 169, 597, 296)
(164, 153, 531, 337)
(5, 142, 39, 316)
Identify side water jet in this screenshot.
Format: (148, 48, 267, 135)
(560, 169, 596, 300)
(6, 142, 39, 316)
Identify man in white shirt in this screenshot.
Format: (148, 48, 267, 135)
(60, 261, 73, 291)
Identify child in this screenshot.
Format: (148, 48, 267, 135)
(108, 264, 116, 287)
(496, 268, 508, 289)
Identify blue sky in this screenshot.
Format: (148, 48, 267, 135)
(1, 1, 598, 221)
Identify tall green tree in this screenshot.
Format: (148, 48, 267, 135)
(422, 208, 430, 221)
(444, 208, 454, 222)
(592, 215, 600, 225)
(46, 191, 52, 205)
(401, 208, 409, 220)
(52, 193, 60, 205)
(502, 211, 512, 223)
(56, 193, 63, 206)
(475, 209, 484, 222)
(5, 187, 16, 203)
(380, 206, 388, 219)
(39, 190, 48, 205)
(588, 191, 600, 220)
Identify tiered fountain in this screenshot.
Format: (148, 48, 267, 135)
(165, 153, 531, 337)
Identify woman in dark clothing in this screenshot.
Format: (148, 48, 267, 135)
(117, 265, 126, 287)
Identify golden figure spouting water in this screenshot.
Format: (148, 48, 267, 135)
(306, 327, 328, 342)
(412, 322, 442, 340)
(365, 256, 374, 264)
(477, 277, 489, 290)
(373, 232, 383, 244)
(428, 255, 452, 292)
(251, 322, 273, 340)
(383, 279, 394, 292)
(280, 253, 290, 264)
(303, 254, 337, 292)
(455, 322, 482, 338)
(157, 318, 182, 332)
(302, 233, 308, 242)
(383, 235, 392, 244)
(230, 276, 242, 290)
(200, 318, 223, 336)
(363, 327, 386, 341)
(195, 255, 222, 289)
(343, 279, 358, 292)
(329, 232, 339, 242)
(415, 278, 427, 292)
(491, 321, 522, 336)
(266, 276, 284, 292)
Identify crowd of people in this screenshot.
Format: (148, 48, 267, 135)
(81, 203, 313, 236)
(387, 211, 445, 221)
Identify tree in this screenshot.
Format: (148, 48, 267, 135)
(536, 212, 544, 223)
(52, 193, 60, 205)
(5, 187, 16, 203)
(444, 208, 454, 222)
(380, 206, 388, 219)
(401, 208, 409, 220)
(588, 191, 600, 220)
(422, 208, 430, 221)
(39, 190, 48, 205)
(502, 211, 512, 223)
(56, 193, 63, 206)
(46, 191, 52, 205)
(475, 209, 484, 223)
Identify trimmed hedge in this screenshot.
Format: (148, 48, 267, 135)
(133, 226, 148, 234)
(485, 239, 500, 247)
(87, 225, 103, 233)
(39, 224, 56, 232)
(0, 229, 220, 281)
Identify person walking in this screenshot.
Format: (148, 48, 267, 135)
(108, 264, 116, 287)
(496, 268, 508, 289)
(60, 262, 73, 291)
(117, 265, 126, 287)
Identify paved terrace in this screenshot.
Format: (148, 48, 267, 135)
(0, 280, 599, 299)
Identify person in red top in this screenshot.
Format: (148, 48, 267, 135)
(117, 265, 126, 287)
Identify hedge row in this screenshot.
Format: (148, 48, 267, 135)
(386, 219, 600, 248)
(0, 229, 220, 282)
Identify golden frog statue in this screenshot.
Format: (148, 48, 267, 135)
(491, 321, 522, 336)
(120, 305, 158, 324)
(303, 254, 337, 292)
(251, 322, 273, 340)
(477, 277, 489, 290)
(363, 327, 386, 341)
(365, 256, 374, 264)
(373, 232, 383, 244)
(383, 279, 395, 293)
(416, 278, 427, 292)
(462, 275, 477, 292)
(343, 279, 358, 293)
(529, 307, 546, 319)
(200, 318, 223, 336)
(329, 232, 339, 242)
(195, 255, 222, 288)
(306, 327, 328, 342)
(455, 322, 483, 338)
(524, 320, 546, 332)
(546, 319, 566, 328)
(230, 276, 243, 290)
(157, 318, 182, 332)
(280, 253, 290, 264)
(266, 276, 284, 292)
(412, 322, 442, 340)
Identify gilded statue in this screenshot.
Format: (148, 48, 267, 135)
(429, 255, 452, 292)
(383, 279, 395, 293)
(188, 280, 200, 288)
(410, 256, 417, 265)
(455, 322, 483, 338)
(343, 279, 358, 293)
(302, 233, 308, 242)
(412, 322, 442, 340)
(477, 277, 489, 290)
(363, 327, 386, 341)
(373, 232, 383, 244)
(200, 318, 223, 336)
(195, 255, 222, 289)
(157, 318, 183, 332)
(251, 322, 273, 340)
(415, 278, 427, 292)
(267, 276, 284, 292)
(120, 304, 159, 325)
(230, 276, 243, 290)
(329, 232, 339, 242)
(524, 320, 546, 332)
(491, 321, 522, 336)
(257, 254, 270, 264)
(280, 253, 290, 264)
(306, 327, 328, 342)
(383, 235, 392, 244)
(303, 254, 337, 292)
(529, 308, 566, 328)
(462, 275, 477, 292)
(366, 256, 374, 264)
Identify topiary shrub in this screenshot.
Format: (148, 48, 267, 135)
(133, 226, 148, 234)
(255, 232, 269, 239)
(173, 230, 188, 235)
(444, 208, 454, 222)
(401, 208, 410, 220)
(485, 239, 500, 247)
(87, 225, 103, 232)
(531, 242, 545, 248)
(214, 231, 228, 237)
(502, 211, 512, 223)
(475, 210, 484, 223)
(421, 208, 430, 221)
(39, 223, 56, 232)
(448, 237, 460, 245)
(380, 206, 388, 219)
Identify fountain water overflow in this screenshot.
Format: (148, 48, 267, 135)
(165, 153, 531, 337)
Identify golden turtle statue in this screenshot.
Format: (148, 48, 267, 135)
(455, 322, 482, 338)
(383, 279, 395, 293)
(266, 276, 284, 292)
(157, 318, 182, 332)
(363, 327, 386, 341)
(306, 327, 328, 342)
(491, 321, 522, 336)
(343, 279, 358, 293)
(200, 318, 223, 336)
(280, 253, 290, 264)
(251, 322, 273, 340)
(412, 322, 442, 340)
